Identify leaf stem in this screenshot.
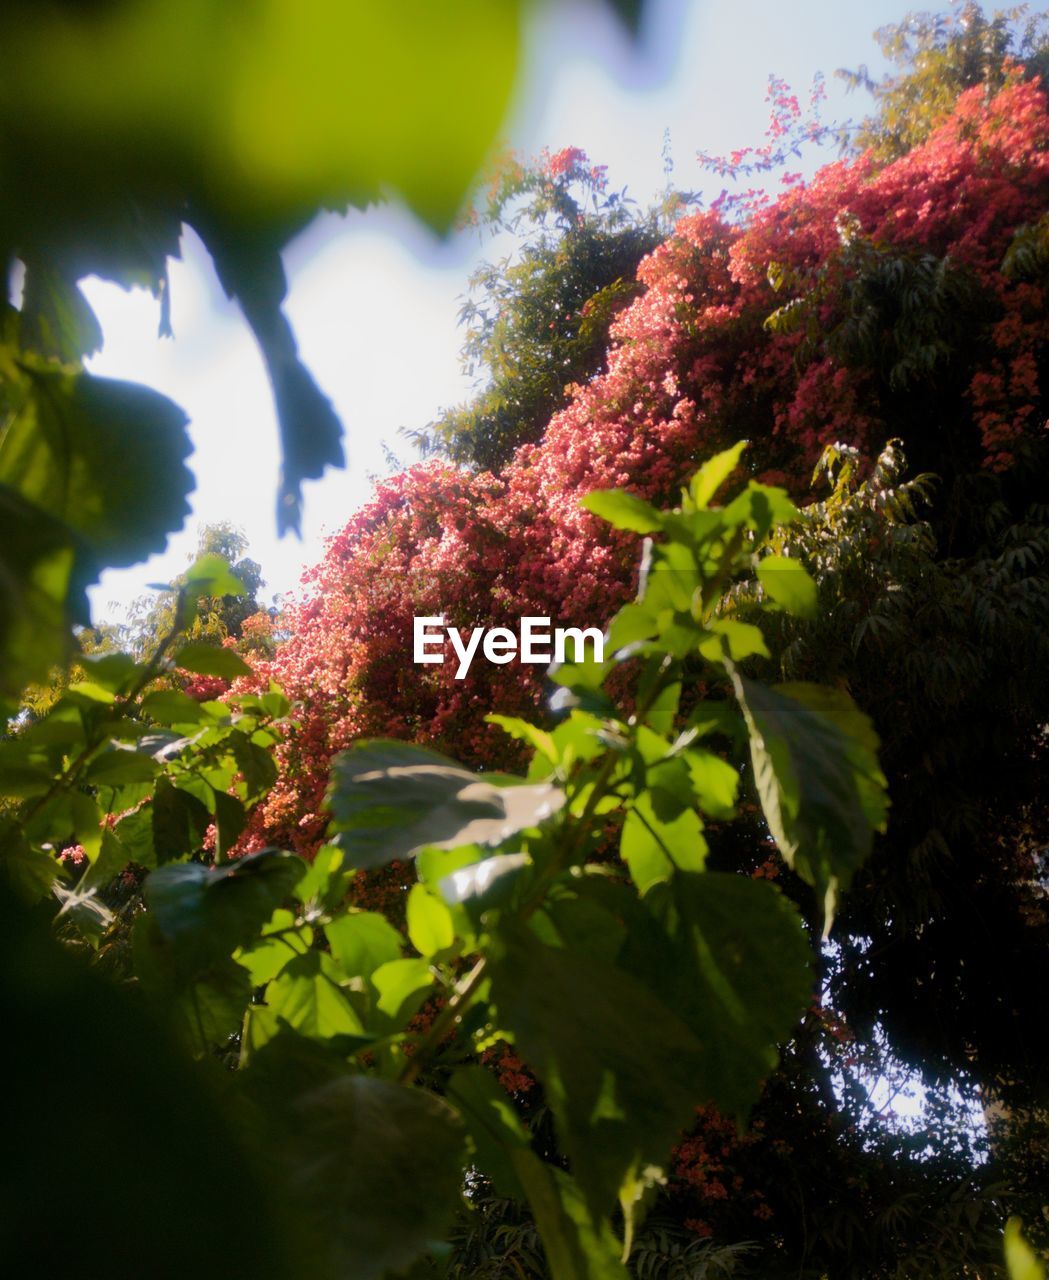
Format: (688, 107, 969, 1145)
(398, 956, 488, 1086)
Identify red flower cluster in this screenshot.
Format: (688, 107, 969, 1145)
(241, 77, 1049, 858)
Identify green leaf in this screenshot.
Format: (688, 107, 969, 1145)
(622, 800, 705, 893)
(236, 909, 313, 986)
(488, 920, 710, 1222)
(487, 714, 558, 765)
(731, 674, 887, 928)
(228, 730, 277, 801)
(721, 482, 800, 537)
(260, 687, 290, 718)
(213, 790, 248, 860)
(370, 957, 434, 1028)
(757, 554, 818, 617)
(83, 745, 161, 786)
(145, 848, 306, 969)
(605, 602, 661, 656)
(0, 884, 292, 1278)
(140, 689, 211, 725)
(0, 484, 79, 699)
(406, 883, 455, 957)
(447, 1064, 534, 1198)
(82, 827, 137, 892)
(324, 910, 404, 978)
(265, 950, 366, 1040)
(1005, 1219, 1045, 1280)
(65, 680, 116, 704)
(293, 843, 352, 911)
(697, 619, 770, 665)
(276, 1076, 466, 1280)
(70, 791, 102, 863)
(108, 806, 155, 867)
(689, 441, 747, 509)
(173, 642, 253, 680)
(179, 963, 253, 1056)
(0, 740, 56, 800)
(637, 540, 698, 614)
(177, 553, 248, 628)
(632, 873, 812, 1115)
(683, 748, 739, 820)
(775, 683, 889, 833)
(78, 651, 138, 694)
(184, 552, 247, 601)
(0, 365, 192, 571)
(0, 824, 58, 901)
(19, 259, 104, 362)
(581, 489, 664, 534)
(152, 776, 211, 861)
(327, 739, 564, 869)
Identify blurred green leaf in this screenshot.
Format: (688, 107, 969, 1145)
(757, 554, 818, 617)
(0, 484, 79, 700)
(688, 441, 747, 509)
(1005, 1219, 1046, 1280)
(406, 882, 455, 957)
(581, 489, 664, 533)
(0, 364, 192, 572)
(173, 642, 253, 679)
(327, 739, 564, 869)
(274, 1074, 466, 1280)
(0, 882, 293, 1278)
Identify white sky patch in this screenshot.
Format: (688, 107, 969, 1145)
(84, 0, 914, 620)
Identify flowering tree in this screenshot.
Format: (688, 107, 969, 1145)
(245, 68, 1049, 1269)
(411, 144, 691, 471)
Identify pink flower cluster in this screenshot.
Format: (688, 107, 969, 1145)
(241, 78, 1049, 858)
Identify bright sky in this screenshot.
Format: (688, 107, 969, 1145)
(83, 0, 917, 619)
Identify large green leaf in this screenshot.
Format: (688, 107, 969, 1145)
(19, 260, 104, 363)
(144, 848, 306, 969)
(324, 910, 404, 978)
(0, 365, 192, 572)
(279, 1075, 466, 1280)
(151, 776, 211, 861)
(581, 489, 664, 533)
(757, 554, 818, 617)
(631, 873, 812, 1115)
(731, 673, 887, 926)
(488, 920, 710, 1222)
(688, 441, 747, 509)
(0, 882, 293, 1279)
(0, 483, 80, 701)
(265, 950, 367, 1041)
(327, 739, 564, 869)
(448, 1065, 630, 1280)
(173, 641, 253, 680)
